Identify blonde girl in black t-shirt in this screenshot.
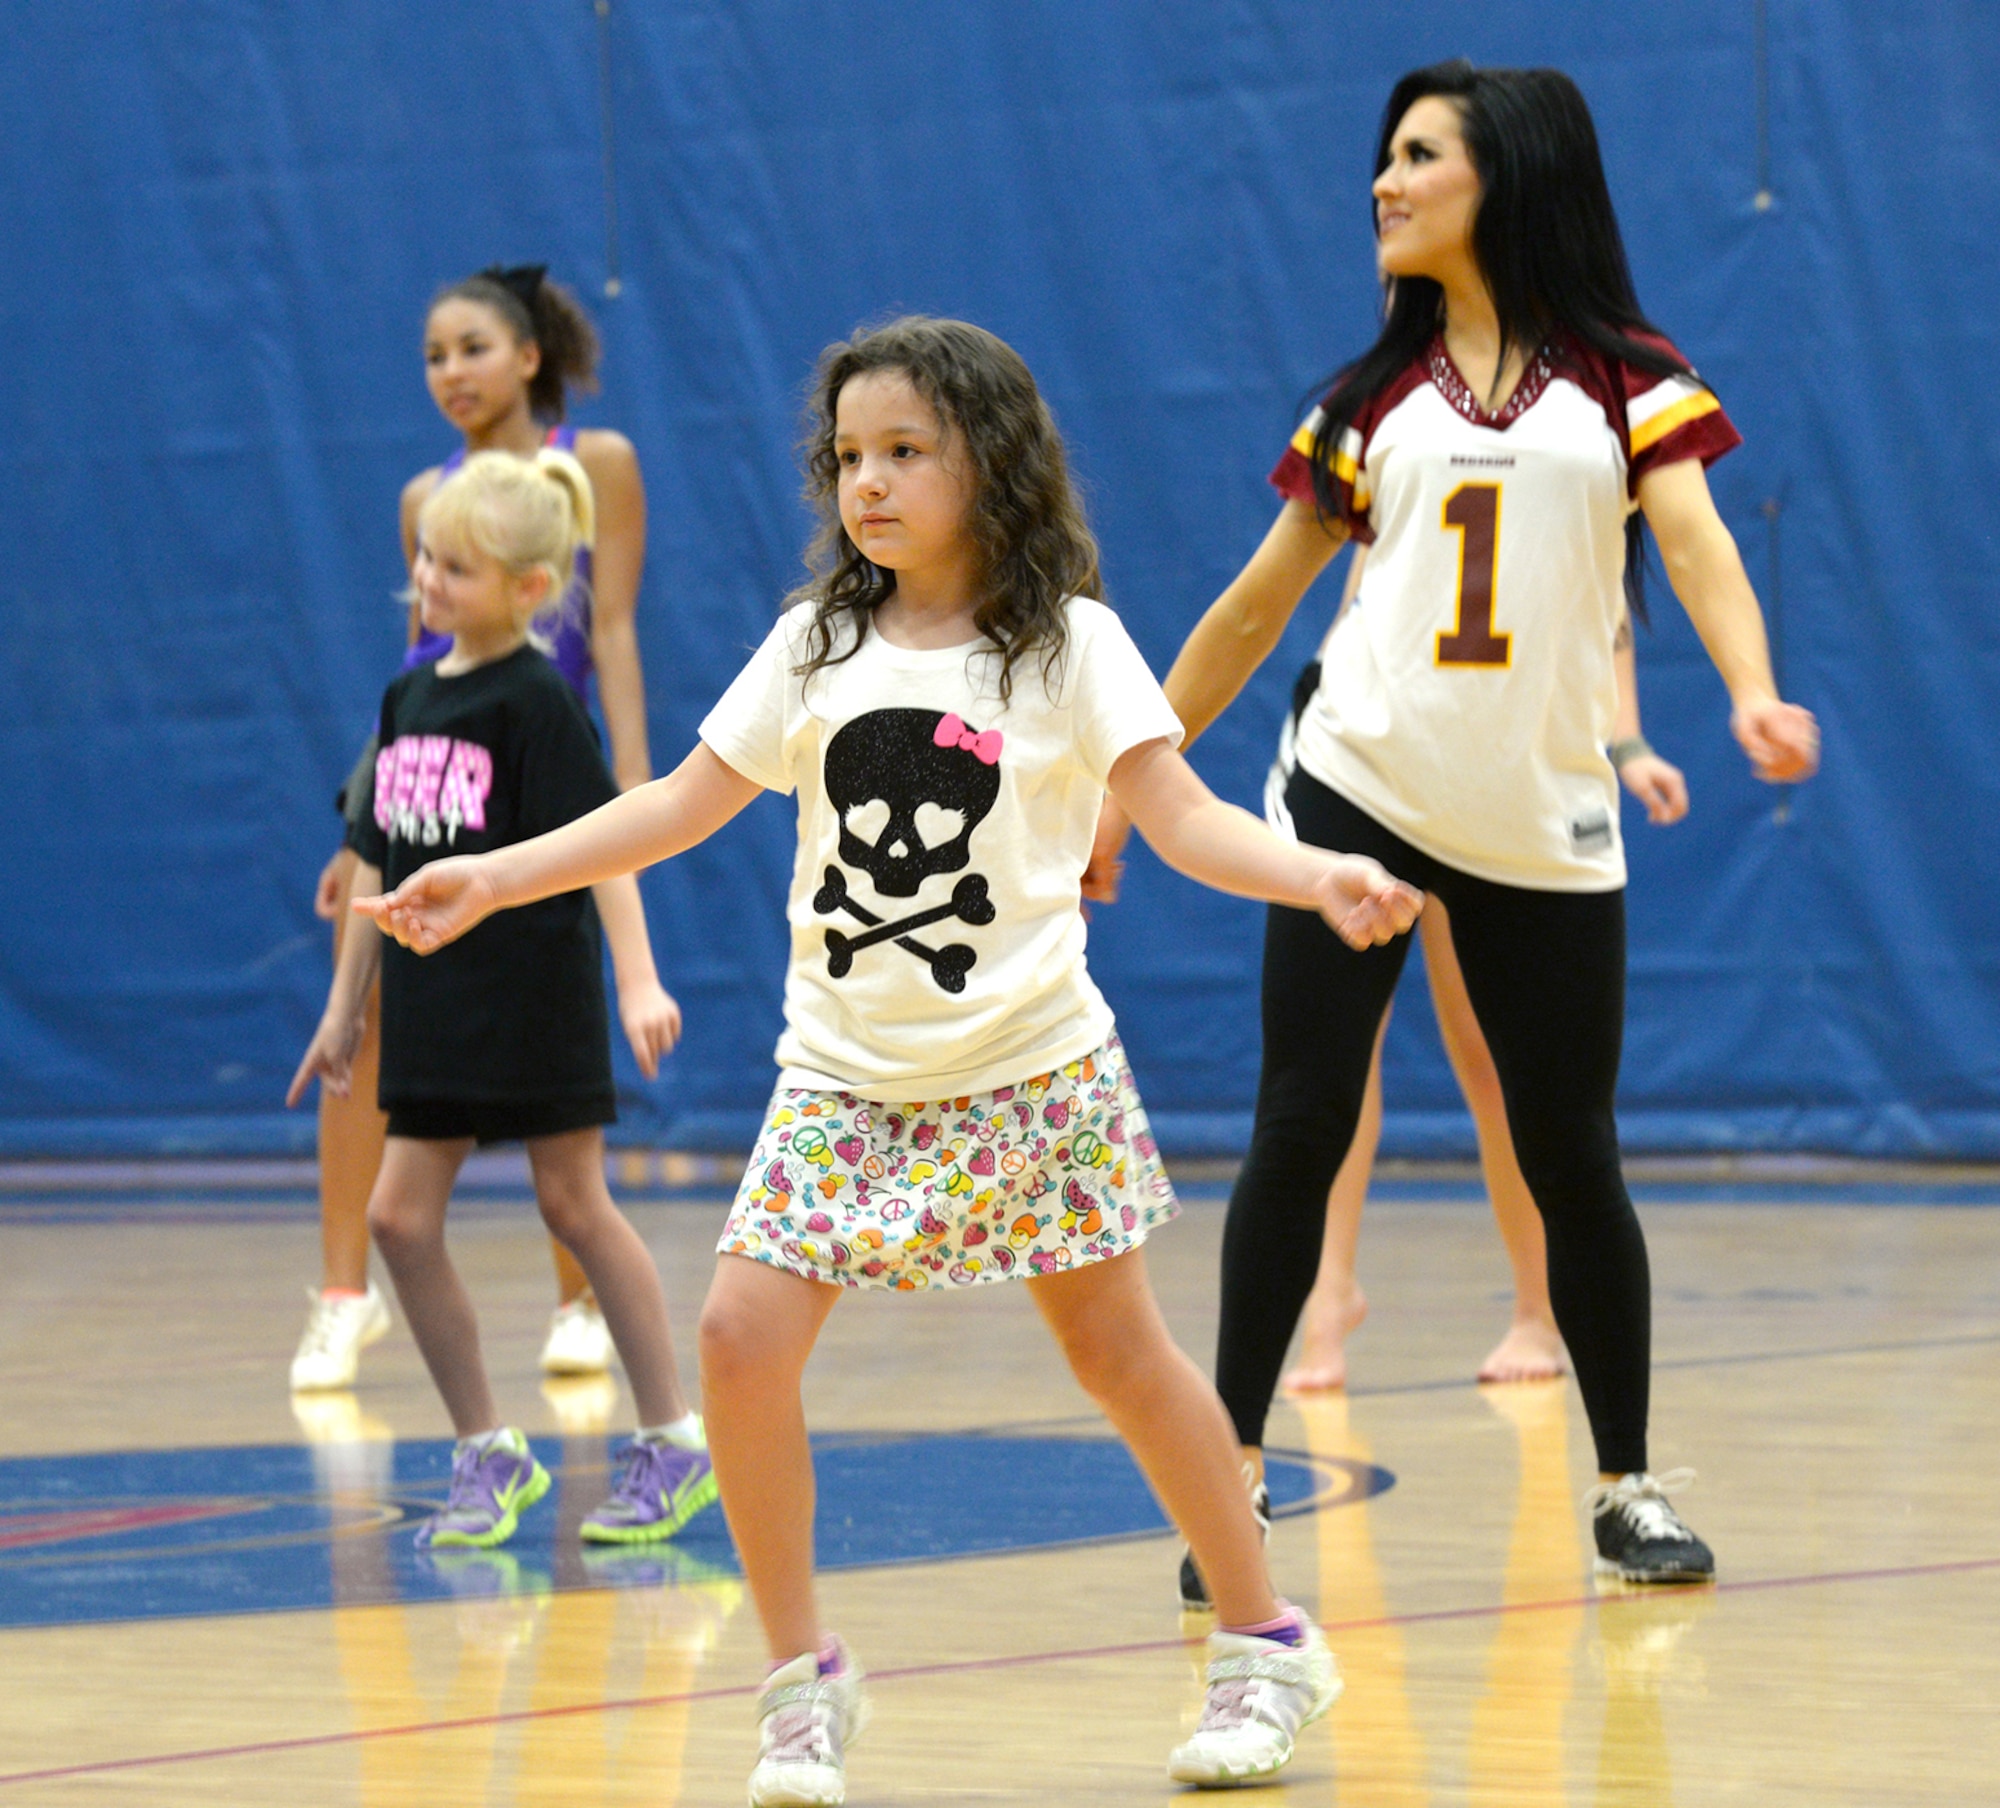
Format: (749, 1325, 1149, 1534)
(289, 450, 716, 1552)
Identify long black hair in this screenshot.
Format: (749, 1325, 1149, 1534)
(790, 316, 1103, 706)
(1309, 61, 1706, 614)
(430, 265, 601, 423)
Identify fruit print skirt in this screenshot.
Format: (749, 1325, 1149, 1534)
(718, 1035, 1178, 1290)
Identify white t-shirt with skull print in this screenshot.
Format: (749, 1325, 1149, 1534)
(700, 597, 1183, 1101)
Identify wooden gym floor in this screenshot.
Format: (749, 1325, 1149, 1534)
(0, 1163, 1996, 1804)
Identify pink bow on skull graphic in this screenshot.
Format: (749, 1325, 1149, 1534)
(933, 713, 1003, 765)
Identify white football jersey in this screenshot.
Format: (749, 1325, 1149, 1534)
(1270, 332, 1738, 890)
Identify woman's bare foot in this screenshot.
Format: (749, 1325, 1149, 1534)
(1282, 1284, 1368, 1393)
(1477, 1316, 1567, 1384)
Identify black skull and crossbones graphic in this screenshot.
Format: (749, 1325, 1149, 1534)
(814, 708, 1002, 994)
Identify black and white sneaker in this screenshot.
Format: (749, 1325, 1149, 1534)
(1585, 1469, 1714, 1584)
(1179, 1463, 1272, 1610)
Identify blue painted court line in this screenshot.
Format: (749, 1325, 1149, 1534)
(0, 1187, 737, 1222)
(0, 1433, 1387, 1632)
(8, 1181, 2000, 1222)
(1627, 1181, 2000, 1206)
(0, 1195, 736, 1226)
(7, 1155, 1999, 1215)
(1174, 1180, 2000, 1206)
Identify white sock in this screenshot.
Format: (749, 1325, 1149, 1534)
(463, 1426, 523, 1456)
(636, 1412, 705, 1450)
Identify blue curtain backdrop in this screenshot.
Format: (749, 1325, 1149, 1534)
(2, 1, 1995, 1157)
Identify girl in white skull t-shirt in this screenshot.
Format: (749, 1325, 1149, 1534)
(357, 317, 1421, 1805)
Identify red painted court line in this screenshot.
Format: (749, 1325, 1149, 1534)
(4, 1551, 1996, 1788)
(0, 1502, 245, 1551)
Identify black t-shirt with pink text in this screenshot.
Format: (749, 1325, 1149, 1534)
(350, 645, 619, 1108)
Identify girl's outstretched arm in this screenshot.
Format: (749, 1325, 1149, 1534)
(1108, 737, 1422, 949)
(357, 743, 763, 955)
(1635, 458, 1819, 782)
(593, 872, 682, 1078)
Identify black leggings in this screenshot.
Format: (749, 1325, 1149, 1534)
(1218, 769, 1652, 1475)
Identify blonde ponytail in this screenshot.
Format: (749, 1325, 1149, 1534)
(418, 448, 598, 638)
(532, 445, 596, 549)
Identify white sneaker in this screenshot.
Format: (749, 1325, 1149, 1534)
(540, 1297, 615, 1375)
(290, 1283, 391, 1391)
(748, 1639, 869, 1807)
(1168, 1614, 1342, 1786)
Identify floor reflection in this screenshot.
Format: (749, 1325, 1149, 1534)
(301, 1395, 741, 1806)
(1591, 1581, 1710, 1805)
(1299, 1389, 1430, 1805)
(1465, 1382, 1581, 1808)
(1299, 1382, 1701, 1806)
(290, 1374, 1703, 1805)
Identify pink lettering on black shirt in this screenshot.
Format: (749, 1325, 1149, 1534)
(375, 735, 492, 846)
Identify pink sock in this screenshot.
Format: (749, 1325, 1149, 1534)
(321, 1287, 367, 1302)
(765, 1638, 846, 1679)
(1222, 1604, 1305, 1647)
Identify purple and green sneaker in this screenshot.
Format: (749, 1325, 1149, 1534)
(580, 1435, 719, 1544)
(416, 1428, 552, 1549)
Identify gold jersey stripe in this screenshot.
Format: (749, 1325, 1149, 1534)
(1285, 420, 1366, 508)
(1629, 387, 1720, 455)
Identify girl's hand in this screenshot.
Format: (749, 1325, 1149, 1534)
(1731, 698, 1820, 783)
(1311, 855, 1424, 950)
(314, 848, 356, 921)
(286, 1010, 365, 1107)
(1081, 796, 1133, 905)
(1619, 752, 1690, 824)
(618, 979, 683, 1079)
(354, 857, 500, 954)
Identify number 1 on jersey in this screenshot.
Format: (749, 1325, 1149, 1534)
(1436, 482, 1510, 667)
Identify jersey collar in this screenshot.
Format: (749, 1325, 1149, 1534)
(1425, 334, 1555, 429)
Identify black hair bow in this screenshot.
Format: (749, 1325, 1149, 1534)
(478, 263, 547, 313)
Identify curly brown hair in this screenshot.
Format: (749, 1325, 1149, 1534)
(789, 317, 1103, 705)
(431, 266, 601, 424)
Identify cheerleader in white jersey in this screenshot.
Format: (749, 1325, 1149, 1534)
(1091, 62, 1818, 1588)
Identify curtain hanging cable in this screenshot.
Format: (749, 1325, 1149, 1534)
(1752, 0, 1774, 210)
(595, 0, 623, 297)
